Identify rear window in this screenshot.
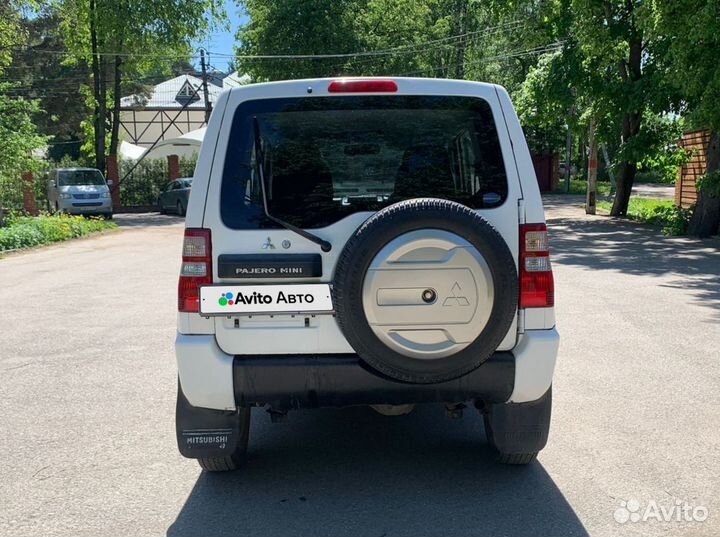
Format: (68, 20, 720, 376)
(221, 95, 508, 229)
(58, 169, 106, 187)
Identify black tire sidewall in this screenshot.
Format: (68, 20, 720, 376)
(333, 199, 518, 384)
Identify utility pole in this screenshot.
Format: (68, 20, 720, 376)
(586, 121, 598, 215)
(564, 99, 576, 193)
(564, 125, 572, 193)
(199, 48, 212, 124)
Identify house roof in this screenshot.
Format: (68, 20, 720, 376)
(120, 74, 239, 110)
(120, 72, 251, 110)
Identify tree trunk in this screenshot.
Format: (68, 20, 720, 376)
(611, 161, 637, 216)
(452, 0, 468, 79)
(98, 58, 107, 174)
(109, 54, 122, 159)
(89, 0, 105, 173)
(586, 121, 598, 214)
(688, 131, 720, 237)
(610, 23, 643, 217)
(611, 108, 642, 216)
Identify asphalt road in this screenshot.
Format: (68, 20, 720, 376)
(1, 206, 719, 537)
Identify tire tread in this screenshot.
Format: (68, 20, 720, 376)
(496, 452, 538, 465)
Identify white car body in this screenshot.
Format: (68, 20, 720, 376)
(174, 78, 559, 469)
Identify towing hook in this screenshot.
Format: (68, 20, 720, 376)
(268, 408, 289, 423)
(445, 403, 465, 419)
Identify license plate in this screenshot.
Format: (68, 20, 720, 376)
(199, 284, 333, 315)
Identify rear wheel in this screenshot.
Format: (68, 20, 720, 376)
(196, 407, 251, 472)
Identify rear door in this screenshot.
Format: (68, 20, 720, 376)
(199, 79, 522, 355)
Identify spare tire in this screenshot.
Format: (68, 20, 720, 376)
(333, 198, 518, 384)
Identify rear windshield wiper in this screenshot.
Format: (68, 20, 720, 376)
(252, 117, 332, 252)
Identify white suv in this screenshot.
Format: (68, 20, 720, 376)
(175, 78, 559, 471)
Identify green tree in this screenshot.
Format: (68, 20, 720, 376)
(513, 0, 667, 216)
(236, 0, 366, 80)
(235, 0, 534, 81)
(651, 0, 720, 236)
(58, 0, 226, 173)
(0, 2, 48, 210)
(9, 7, 90, 161)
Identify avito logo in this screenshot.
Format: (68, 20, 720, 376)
(219, 291, 274, 306)
(218, 292, 235, 306)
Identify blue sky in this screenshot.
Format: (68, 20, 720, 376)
(192, 0, 248, 72)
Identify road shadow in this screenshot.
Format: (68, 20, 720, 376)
(167, 405, 587, 537)
(114, 213, 184, 228)
(548, 216, 720, 313)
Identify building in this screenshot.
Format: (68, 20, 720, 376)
(118, 71, 249, 149)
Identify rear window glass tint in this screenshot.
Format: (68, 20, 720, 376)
(221, 95, 508, 229)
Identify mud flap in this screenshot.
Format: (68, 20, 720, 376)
(176, 381, 241, 459)
(485, 386, 551, 454)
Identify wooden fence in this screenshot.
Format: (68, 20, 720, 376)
(676, 129, 712, 208)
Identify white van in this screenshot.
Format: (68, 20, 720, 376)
(175, 78, 559, 471)
(47, 168, 113, 218)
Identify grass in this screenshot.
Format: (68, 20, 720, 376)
(550, 179, 612, 196)
(596, 197, 691, 236)
(0, 213, 118, 252)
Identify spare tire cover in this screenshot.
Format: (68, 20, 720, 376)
(333, 198, 518, 384)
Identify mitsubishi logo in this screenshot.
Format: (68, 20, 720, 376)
(443, 282, 470, 306)
(261, 237, 276, 250)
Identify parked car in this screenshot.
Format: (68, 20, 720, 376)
(175, 78, 558, 472)
(158, 178, 192, 216)
(47, 167, 113, 218)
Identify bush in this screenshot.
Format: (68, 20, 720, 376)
(597, 198, 691, 236)
(0, 213, 117, 252)
(634, 170, 673, 184)
(116, 154, 198, 207)
(179, 155, 198, 178)
(118, 158, 169, 207)
(696, 170, 720, 197)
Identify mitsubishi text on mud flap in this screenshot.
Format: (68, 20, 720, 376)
(175, 77, 559, 472)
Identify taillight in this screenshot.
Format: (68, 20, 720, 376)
(519, 223, 554, 308)
(328, 79, 398, 93)
(178, 228, 212, 312)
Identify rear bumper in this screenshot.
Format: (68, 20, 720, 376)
(232, 353, 514, 409)
(175, 328, 559, 411)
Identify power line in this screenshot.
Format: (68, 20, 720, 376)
(7, 20, 527, 62)
(398, 42, 565, 77)
(319, 21, 531, 73)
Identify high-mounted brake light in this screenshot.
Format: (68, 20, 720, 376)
(519, 223, 554, 308)
(178, 228, 212, 312)
(328, 79, 398, 93)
